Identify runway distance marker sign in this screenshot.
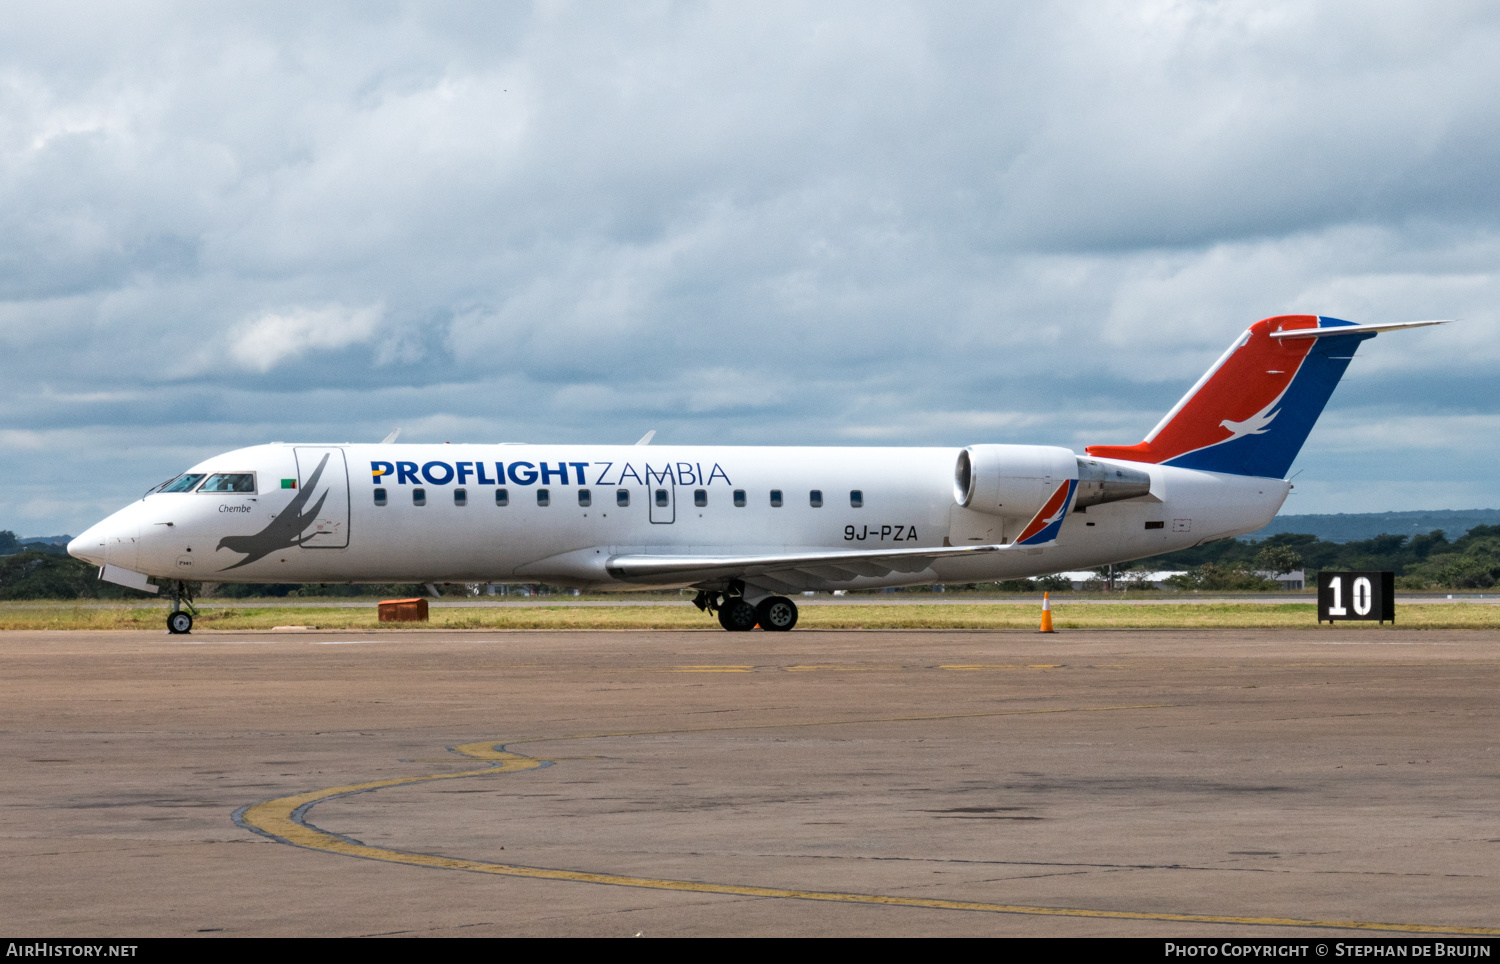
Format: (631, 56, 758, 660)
(1318, 571, 1394, 624)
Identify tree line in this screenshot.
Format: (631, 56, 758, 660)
(1150, 526, 1500, 590)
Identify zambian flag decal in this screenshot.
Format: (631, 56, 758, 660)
(281, 479, 297, 489)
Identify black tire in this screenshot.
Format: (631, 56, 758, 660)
(166, 611, 193, 635)
(756, 596, 798, 631)
(717, 598, 759, 631)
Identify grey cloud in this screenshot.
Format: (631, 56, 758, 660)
(0, 1, 1496, 535)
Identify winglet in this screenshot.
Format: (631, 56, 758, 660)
(635, 430, 656, 446)
(1013, 479, 1077, 547)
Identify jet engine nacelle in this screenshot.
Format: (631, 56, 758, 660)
(954, 444, 1077, 518)
(955, 445, 1154, 518)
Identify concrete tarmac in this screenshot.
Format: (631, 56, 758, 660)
(1, 627, 1496, 937)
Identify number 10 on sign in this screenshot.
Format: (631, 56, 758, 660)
(1317, 571, 1394, 624)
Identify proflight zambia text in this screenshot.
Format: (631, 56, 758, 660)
(369, 461, 733, 487)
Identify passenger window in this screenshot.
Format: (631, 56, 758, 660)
(850, 490, 863, 508)
(1145, 520, 1164, 529)
(655, 489, 669, 507)
(413, 488, 427, 506)
(537, 489, 550, 506)
(495, 488, 509, 506)
(200, 473, 256, 493)
(809, 490, 823, 508)
(617, 489, 630, 507)
(694, 489, 707, 507)
(373, 488, 387, 506)
(733, 489, 746, 507)
(578, 489, 592, 507)
(454, 487, 467, 506)
(770, 489, 783, 507)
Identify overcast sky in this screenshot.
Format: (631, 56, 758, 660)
(2, 1, 1496, 536)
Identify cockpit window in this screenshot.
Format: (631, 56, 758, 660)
(158, 474, 207, 493)
(199, 473, 256, 493)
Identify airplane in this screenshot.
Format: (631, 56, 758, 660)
(67, 314, 1444, 634)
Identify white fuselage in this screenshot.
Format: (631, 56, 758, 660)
(70, 442, 1288, 591)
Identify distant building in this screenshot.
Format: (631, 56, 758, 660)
(1274, 570, 1305, 590)
(1054, 570, 1305, 590)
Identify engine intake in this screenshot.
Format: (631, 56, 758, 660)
(954, 445, 1076, 518)
(955, 445, 1151, 518)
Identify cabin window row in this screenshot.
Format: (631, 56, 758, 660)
(371, 487, 867, 508)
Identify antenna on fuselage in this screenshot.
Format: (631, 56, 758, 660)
(380, 428, 401, 443)
(634, 430, 656, 446)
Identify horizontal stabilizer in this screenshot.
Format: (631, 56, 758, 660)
(1268, 319, 1449, 340)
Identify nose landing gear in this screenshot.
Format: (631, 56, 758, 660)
(693, 589, 799, 632)
(165, 580, 198, 634)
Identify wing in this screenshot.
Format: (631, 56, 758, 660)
(603, 543, 1005, 593)
(599, 479, 1080, 592)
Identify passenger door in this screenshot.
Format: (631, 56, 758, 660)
(649, 478, 676, 524)
(294, 446, 351, 548)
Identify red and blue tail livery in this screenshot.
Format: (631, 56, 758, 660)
(1086, 315, 1442, 480)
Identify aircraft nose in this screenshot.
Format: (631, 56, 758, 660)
(68, 523, 109, 566)
(68, 508, 140, 569)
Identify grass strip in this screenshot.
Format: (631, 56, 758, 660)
(1, 602, 1497, 631)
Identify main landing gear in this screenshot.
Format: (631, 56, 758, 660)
(693, 589, 799, 632)
(165, 580, 198, 635)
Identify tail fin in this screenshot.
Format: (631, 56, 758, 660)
(1086, 315, 1381, 478)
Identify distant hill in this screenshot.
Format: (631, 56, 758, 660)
(1243, 509, 1500, 544)
(0, 533, 72, 557)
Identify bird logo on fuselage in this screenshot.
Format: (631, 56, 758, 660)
(214, 453, 331, 570)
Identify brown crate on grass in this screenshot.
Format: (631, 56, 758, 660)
(378, 598, 429, 622)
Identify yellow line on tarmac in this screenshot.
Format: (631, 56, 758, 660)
(239, 742, 543, 848)
(940, 665, 1021, 670)
(237, 723, 1499, 936)
(939, 664, 1062, 671)
(784, 664, 901, 672)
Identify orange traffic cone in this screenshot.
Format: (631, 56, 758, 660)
(1038, 591, 1056, 633)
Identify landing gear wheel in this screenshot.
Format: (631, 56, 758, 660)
(166, 611, 193, 635)
(717, 598, 759, 631)
(756, 596, 798, 632)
